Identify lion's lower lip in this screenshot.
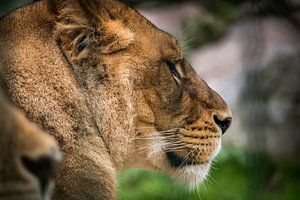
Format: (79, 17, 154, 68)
(166, 151, 209, 168)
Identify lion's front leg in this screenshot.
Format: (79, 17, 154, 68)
(53, 136, 116, 200)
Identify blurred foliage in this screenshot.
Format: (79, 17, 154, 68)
(179, 13, 233, 50)
(177, 2, 237, 50)
(118, 147, 300, 200)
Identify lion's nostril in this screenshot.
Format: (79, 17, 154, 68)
(213, 115, 232, 135)
(21, 155, 60, 194)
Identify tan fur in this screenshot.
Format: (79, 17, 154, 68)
(0, 0, 232, 199)
(0, 79, 61, 199)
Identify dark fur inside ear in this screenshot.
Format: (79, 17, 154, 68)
(52, 0, 99, 61)
(77, 36, 87, 54)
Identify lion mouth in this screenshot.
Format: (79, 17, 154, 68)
(166, 151, 209, 168)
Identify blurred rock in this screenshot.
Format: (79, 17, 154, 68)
(240, 53, 300, 163)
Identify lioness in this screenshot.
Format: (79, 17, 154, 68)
(0, 81, 61, 199)
(0, 0, 232, 199)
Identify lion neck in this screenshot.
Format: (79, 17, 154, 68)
(62, 56, 137, 168)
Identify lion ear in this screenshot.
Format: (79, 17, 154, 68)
(96, 19, 135, 54)
(48, 0, 134, 58)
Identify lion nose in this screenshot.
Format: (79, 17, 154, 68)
(21, 150, 61, 194)
(213, 115, 232, 135)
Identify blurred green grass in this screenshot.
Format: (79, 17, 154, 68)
(118, 147, 300, 200)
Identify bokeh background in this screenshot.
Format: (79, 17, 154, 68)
(1, 0, 299, 199)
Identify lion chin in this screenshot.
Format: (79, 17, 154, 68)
(175, 165, 211, 189)
(148, 137, 222, 189)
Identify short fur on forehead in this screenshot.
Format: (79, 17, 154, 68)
(50, 0, 135, 58)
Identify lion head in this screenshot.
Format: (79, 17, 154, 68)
(1, 0, 232, 198)
(51, 0, 232, 188)
(0, 91, 61, 199)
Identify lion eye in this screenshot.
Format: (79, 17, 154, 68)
(167, 61, 185, 83)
